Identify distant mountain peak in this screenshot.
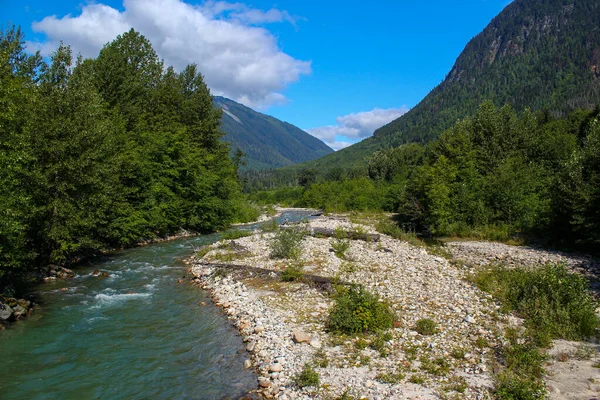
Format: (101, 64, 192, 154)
(213, 96, 333, 170)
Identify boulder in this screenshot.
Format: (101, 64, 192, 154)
(292, 330, 311, 343)
(0, 303, 13, 320)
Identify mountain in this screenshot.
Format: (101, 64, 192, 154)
(214, 96, 333, 170)
(302, 0, 600, 171)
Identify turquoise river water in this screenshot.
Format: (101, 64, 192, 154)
(0, 211, 313, 399)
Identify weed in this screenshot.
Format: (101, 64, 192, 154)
(375, 217, 423, 247)
(471, 263, 599, 346)
(196, 246, 212, 258)
(592, 361, 600, 368)
(415, 318, 437, 336)
(294, 363, 320, 388)
(421, 356, 450, 376)
(340, 261, 357, 275)
(270, 227, 307, 259)
(450, 347, 466, 360)
(444, 375, 468, 393)
(408, 374, 426, 384)
(359, 355, 371, 365)
(331, 237, 350, 259)
(314, 349, 329, 368)
(281, 260, 305, 282)
(376, 371, 405, 384)
(403, 343, 420, 361)
(355, 337, 368, 350)
(574, 343, 596, 360)
(334, 389, 356, 400)
(475, 336, 490, 349)
(327, 284, 394, 334)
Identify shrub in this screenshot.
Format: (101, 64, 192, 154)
(472, 263, 599, 345)
(294, 363, 320, 387)
(331, 238, 350, 259)
(327, 284, 394, 334)
(270, 227, 307, 259)
(415, 318, 437, 335)
(281, 262, 304, 282)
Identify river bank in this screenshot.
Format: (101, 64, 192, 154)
(190, 213, 600, 399)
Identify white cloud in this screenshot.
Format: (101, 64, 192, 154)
(28, 0, 311, 108)
(308, 107, 409, 151)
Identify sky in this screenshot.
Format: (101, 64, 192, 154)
(2, 0, 512, 150)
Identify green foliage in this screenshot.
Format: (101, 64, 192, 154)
(327, 284, 394, 334)
(331, 228, 350, 259)
(270, 227, 307, 259)
(260, 219, 279, 233)
(281, 261, 304, 282)
(231, 199, 261, 224)
(472, 263, 599, 345)
(376, 370, 405, 384)
(415, 318, 438, 336)
(0, 27, 242, 294)
(279, 0, 600, 174)
(294, 363, 320, 388)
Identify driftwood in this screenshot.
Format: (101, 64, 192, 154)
(281, 226, 380, 242)
(197, 262, 335, 292)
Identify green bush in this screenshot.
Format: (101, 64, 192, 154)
(327, 284, 394, 334)
(331, 239, 350, 258)
(294, 363, 320, 387)
(415, 318, 437, 335)
(270, 227, 307, 259)
(472, 263, 599, 345)
(281, 262, 304, 282)
(495, 371, 546, 400)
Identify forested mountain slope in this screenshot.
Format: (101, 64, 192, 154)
(214, 96, 333, 170)
(303, 0, 600, 171)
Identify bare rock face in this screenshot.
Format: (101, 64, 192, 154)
(291, 330, 311, 344)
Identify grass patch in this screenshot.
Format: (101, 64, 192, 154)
(331, 228, 350, 259)
(420, 356, 451, 376)
(221, 229, 252, 240)
(270, 227, 307, 260)
(408, 374, 425, 384)
(294, 363, 320, 388)
(281, 261, 305, 282)
(471, 262, 600, 400)
(471, 263, 599, 346)
(327, 284, 394, 334)
(375, 370, 405, 384)
(415, 318, 437, 336)
(375, 217, 423, 247)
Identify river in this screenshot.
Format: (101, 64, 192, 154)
(0, 210, 314, 399)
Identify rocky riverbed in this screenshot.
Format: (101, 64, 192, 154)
(190, 214, 600, 399)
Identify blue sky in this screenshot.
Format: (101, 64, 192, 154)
(3, 0, 511, 150)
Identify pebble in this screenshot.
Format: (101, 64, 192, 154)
(189, 212, 597, 399)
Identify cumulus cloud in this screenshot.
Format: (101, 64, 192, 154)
(28, 0, 311, 108)
(308, 107, 409, 151)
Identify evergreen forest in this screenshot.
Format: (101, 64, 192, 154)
(0, 27, 253, 294)
(248, 102, 600, 249)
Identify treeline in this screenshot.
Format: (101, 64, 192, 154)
(0, 27, 252, 294)
(249, 102, 600, 248)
